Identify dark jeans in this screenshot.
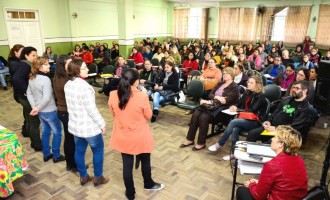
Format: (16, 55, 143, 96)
(246, 126, 272, 143)
(18, 97, 41, 148)
(58, 111, 76, 168)
(121, 153, 155, 199)
(236, 186, 255, 200)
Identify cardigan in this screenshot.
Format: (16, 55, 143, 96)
(53, 76, 68, 112)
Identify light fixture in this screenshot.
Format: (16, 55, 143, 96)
(72, 12, 78, 18)
(313, 16, 317, 22)
(209, 17, 213, 21)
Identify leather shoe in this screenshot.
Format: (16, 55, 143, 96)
(98, 89, 104, 94)
(67, 164, 89, 172)
(192, 145, 206, 151)
(53, 155, 66, 163)
(80, 174, 93, 186)
(43, 154, 53, 162)
(179, 142, 194, 148)
(93, 176, 109, 187)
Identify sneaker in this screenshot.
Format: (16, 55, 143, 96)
(80, 174, 93, 186)
(144, 183, 165, 191)
(208, 143, 222, 152)
(53, 155, 66, 163)
(223, 154, 235, 161)
(93, 176, 110, 187)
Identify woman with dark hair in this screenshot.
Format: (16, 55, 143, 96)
(109, 68, 165, 200)
(71, 44, 81, 58)
(43, 46, 56, 60)
(302, 36, 314, 54)
(246, 43, 255, 57)
(290, 44, 304, 61)
(53, 55, 79, 172)
(89, 45, 99, 59)
(139, 59, 158, 96)
(152, 46, 164, 62)
(159, 50, 174, 70)
(81, 46, 94, 65)
(180, 44, 190, 61)
(275, 64, 296, 90)
(236, 126, 307, 200)
(111, 44, 120, 60)
(201, 52, 212, 71)
(151, 60, 180, 122)
(269, 47, 279, 58)
(97, 44, 111, 73)
(12, 46, 42, 151)
(64, 59, 108, 186)
(129, 47, 144, 69)
(233, 64, 249, 93)
(181, 52, 199, 88)
(27, 57, 65, 163)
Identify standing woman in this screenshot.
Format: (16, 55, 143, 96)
(27, 57, 65, 163)
(64, 59, 109, 186)
(109, 68, 165, 200)
(53, 55, 77, 171)
(12, 46, 42, 151)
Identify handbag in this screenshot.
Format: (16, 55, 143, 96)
(158, 90, 176, 101)
(237, 112, 259, 121)
(200, 99, 221, 111)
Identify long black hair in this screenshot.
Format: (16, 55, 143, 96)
(118, 68, 139, 110)
(54, 55, 70, 80)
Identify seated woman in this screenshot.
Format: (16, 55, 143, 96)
(139, 59, 158, 96)
(208, 76, 267, 160)
(181, 52, 199, 89)
(98, 55, 128, 96)
(89, 45, 99, 59)
(97, 44, 111, 73)
(43, 46, 56, 61)
(211, 50, 221, 67)
(159, 50, 174, 70)
(236, 125, 307, 200)
(221, 52, 236, 68)
(200, 52, 211, 72)
(142, 45, 153, 60)
(248, 49, 263, 71)
(152, 46, 164, 62)
(200, 58, 222, 99)
(171, 46, 181, 66)
(110, 44, 119, 60)
(274, 64, 296, 91)
(180, 67, 240, 151)
(129, 47, 144, 70)
(233, 64, 249, 93)
(237, 54, 255, 71)
(297, 54, 314, 71)
(268, 46, 279, 58)
(151, 60, 180, 123)
(80, 46, 94, 65)
(71, 44, 81, 58)
(290, 44, 304, 61)
(180, 44, 190, 61)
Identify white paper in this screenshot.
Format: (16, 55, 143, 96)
(263, 74, 272, 78)
(238, 160, 264, 175)
(222, 109, 238, 115)
(247, 144, 276, 158)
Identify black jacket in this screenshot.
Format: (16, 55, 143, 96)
(8, 56, 21, 77)
(158, 71, 180, 93)
(237, 90, 268, 122)
(12, 60, 31, 100)
(139, 69, 158, 89)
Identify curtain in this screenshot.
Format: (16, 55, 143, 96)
(260, 7, 275, 41)
(316, 5, 330, 48)
(174, 9, 189, 38)
(240, 8, 258, 43)
(200, 9, 207, 39)
(284, 6, 311, 46)
(218, 8, 241, 42)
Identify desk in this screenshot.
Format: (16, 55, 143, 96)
(231, 141, 274, 200)
(0, 126, 28, 198)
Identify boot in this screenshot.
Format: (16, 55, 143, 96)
(151, 109, 159, 123)
(93, 176, 109, 186)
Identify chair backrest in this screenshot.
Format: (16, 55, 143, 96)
(264, 84, 282, 102)
(302, 188, 327, 200)
(151, 58, 159, 66)
(127, 60, 136, 68)
(265, 98, 271, 118)
(189, 70, 202, 77)
(103, 65, 115, 74)
(187, 79, 204, 98)
(87, 63, 98, 74)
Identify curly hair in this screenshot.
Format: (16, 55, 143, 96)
(276, 125, 302, 156)
(30, 57, 49, 79)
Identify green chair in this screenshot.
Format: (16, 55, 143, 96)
(101, 65, 115, 85)
(264, 84, 281, 102)
(127, 60, 136, 69)
(177, 79, 204, 110)
(87, 63, 102, 87)
(151, 58, 159, 67)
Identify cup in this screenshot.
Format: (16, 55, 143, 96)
(324, 123, 328, 129)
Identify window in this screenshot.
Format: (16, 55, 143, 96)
(187, 8, 203, 38)
(7, 10, 37, 20)
(271, 7, 288, 41)
(174, 8, 206, 38)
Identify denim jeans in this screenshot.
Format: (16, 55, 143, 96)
(0, 67, 9, 87)
(74, 134, 104, 178)
(217, 118, 260, 150)
(38, 111, 63, 158)
(152, 91, 165, 110)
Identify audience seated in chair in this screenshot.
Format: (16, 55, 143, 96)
(152, 46, 164, 62)
(97, 45, 111, 73)
(139, 59, 158, 96)
(248, 49, 263, 71)
(180, 67, 239, 151)
(0, 58, 9, 90)
(129, 47, 144, 70)
(262, 56, 285, 84)
(233, 64, 249, 93)
(208, 76, 267, 160)
(199, 58, 222, 99)
(274, 64, 296, 91)
(142, 45, 153, 61)
(181, 52, 199, 89)
(71, 44, 82, 59)
(297, 54, 314, 71)
(81, 46, 94, 65)
(246, 80, 318, 144)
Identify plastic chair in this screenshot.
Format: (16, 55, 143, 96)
(264, 84, 282, 102)
(177, 79, 204, 110)
(151, 58, 159, 67)
(100, 65, 115, 85)
(302, 188, 327, 200)
(87, 63, 101, 87)
(127, 60, 136, 69)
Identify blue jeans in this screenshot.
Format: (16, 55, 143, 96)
(38, 111, 63, 158)
(152, 91, 165, 110)
(0, 67, 9, 87)
(74, 134, 104, 178)
(218, 118, 260, 150)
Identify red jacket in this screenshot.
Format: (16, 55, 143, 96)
(81, 51, 94, 64)
(181, 60, 199, 77)
(129, 52, 144, 65)
(248, 152, 307, 200)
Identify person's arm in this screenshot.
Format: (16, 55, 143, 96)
(26, 84, 35, 107)
(37, 78, 54, 111)
(223, 84, 240, 105)
(162, 73, 179, 91)
(142, 94, 152, 119)
(214, 69, 222, 82)
(87, 52, 94, 64)
(108, 93, 115, 116)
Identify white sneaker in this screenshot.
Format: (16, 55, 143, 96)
(223, 154, 235, 161)
(208, 143, 221, 152)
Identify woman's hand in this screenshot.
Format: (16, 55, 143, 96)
(214, 96, 226, 104)
(200, 99, 209, 105)
(140, 79, 146, 84)
(229, 105, 237, 112)
(154, 84, 159, 90)
(266, 125, 276, 132)
(101, 127, 106, 134)
(244, 179, 258, 187)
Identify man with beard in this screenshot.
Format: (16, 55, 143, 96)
(246, 80, 318, 143)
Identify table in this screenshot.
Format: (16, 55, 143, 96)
(0, 126, 28, 198)
(231, 141, 274, 200)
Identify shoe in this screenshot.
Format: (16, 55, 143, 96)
(151, 109, 158, 123)
(3, 86, 7, 90)
(34, 145, 42, 152)
(125, 190, 135, 200)
(223, 154, 235, 161)
(179, 142, 194, 148)
(93, 176, 110, 186)
(43, 154, 53, 162)
(53, 155, 66, 163)
(67, 164, 89, 172)
(185, 110, 194, 115)
(208, 143, 222, 152)
(144, 183, 165, 191)
(98, 89, 104, 94)
(192, 145, 206, 151)
(80, 174, 93, 186)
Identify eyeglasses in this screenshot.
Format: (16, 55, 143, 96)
(292, 86, 302, 90)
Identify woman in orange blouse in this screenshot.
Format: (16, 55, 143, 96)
(108, 68, 164, 200)
(200, 58, 222, 99)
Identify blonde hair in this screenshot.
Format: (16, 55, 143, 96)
(249, 75, 264, 93)
(223, 67, 235, 80)
(276, 125, 302, 156)
(30, 57, 49, 79)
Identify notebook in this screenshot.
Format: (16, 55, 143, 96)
(247, 143, 276, 158)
